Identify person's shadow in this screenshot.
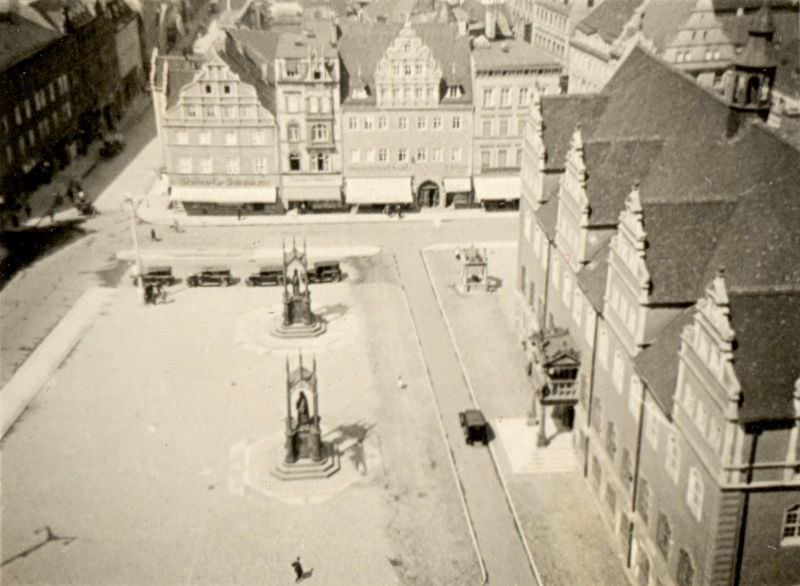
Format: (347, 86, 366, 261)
(297, 568, 314, 582)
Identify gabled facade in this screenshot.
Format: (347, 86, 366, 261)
(516, 46, 800, 586)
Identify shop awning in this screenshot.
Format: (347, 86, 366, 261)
(473, 176, 521, 202)
(444, 177, 472, 193)
(345, 177, 413, 204)
(171, 186, 277, 204)
(281, 185, 342, 202)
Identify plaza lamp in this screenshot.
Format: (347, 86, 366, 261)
(122, 195, 145, 304)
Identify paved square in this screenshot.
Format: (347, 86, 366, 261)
(1, 252, 480, 585)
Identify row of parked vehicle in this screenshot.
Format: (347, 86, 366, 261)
(132, 261, 344, 288)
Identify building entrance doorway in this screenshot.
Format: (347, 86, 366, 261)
(416, 181, 440, 208)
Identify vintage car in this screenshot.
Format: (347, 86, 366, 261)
(186, 266, 235, 287)
(132, 265, 177, 287)
(307, 260, 343, 283)
(245, 265, 284, 287)
(459, 409, 489, 446)
(99, 134, 125, 158)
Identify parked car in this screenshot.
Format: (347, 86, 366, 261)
(100, 134, 125, 158)
(246, 265, 284, 287)
(459, 409, 489, 446)
(307, 260, 343, 283)
(133, 265, 177, 287)
(187, 266, 235, 287)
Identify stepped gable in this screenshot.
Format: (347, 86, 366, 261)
(576, 0, 644, 44)
(582, 137, 664, 227)
(727, 290, 800, 423)
(411, 21, 473, 101)
(642, 200, 738, 304)
(539, 95, 609, 171)
(634, 308, 695, 416)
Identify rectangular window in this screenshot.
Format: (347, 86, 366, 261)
(499, 120, 509, 138)
(656, 513, 672, 559)
(348, 117, 358, 130)
(646, 407, 659, 451)
(416, 148, 426, 162)
(378, 116, 387, 130)
(288, 124, 300, 142)
(592, 396, 602, 432)
(24, 100, 31, 119)
(351, 149, 361, 163)
(252, 130, 266, 145)
(378, 148, 388, 163)
(605, 421, 617, 460)
(482, 120, 492, 137)
(518, 118, 527, 136)
(500, 87, 511, 106)
(414, 87, 423, 99)
(481, 150, 491, 170)
(432, 116, 442, 130)
(431, 147, 442, 162)
(227, 158, 240, 174)
(286, 94, 300, 113)
(365, 149, 375, 163)
(14, 106, 22, 125)
(612, 351, 624, 392)
(451, 115, 461, 129)
(178, 158, 192, 173)
(450, 147, 462, 162)
(497, 149, 507, 168)
(223, 106, 236, 118)
(198, 130, 211, 145)
(200, 158, 212, 174)
(398, 116, 408, 130)
(308, 97, 319, 113)
(177, 131, 189, 145)
(638, 477, 650, 525)
(185, 105, 198, 118)
(417, 116, 426, 130)
(482, 88, 493, 107)
(48, 83, 56, 102)
(254, 157, 267, 173)
(398, 148, 408, 163)
(225, 131, 237, 146)
(363, 117, 374, 130)
(204, 106, 216, 118)
(519, 87, 529, 106)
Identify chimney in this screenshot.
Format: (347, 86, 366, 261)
(485, 5, 496, 41)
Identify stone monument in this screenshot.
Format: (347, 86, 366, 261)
(272, 238, 326, 338)
(456, 244, 490, 293)
(272, 352, 339, 480)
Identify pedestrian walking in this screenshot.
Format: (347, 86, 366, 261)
(396, 375, 406, 390)
(237, 206, 243, 221)
(291, 557, 304, 582)
(150, 228, 160, 242)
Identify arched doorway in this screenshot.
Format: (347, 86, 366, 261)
(416, 180, 440, 208)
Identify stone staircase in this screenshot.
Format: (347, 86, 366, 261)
(494, 417, 578, 475)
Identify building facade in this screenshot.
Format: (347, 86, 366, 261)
(518, 39, 800, 586)
(471, 38, 560, 208)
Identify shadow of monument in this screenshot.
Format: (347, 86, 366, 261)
(315, 302, 349, 322)
(325, 421, 375, 451)
(486, 276, 503, 292)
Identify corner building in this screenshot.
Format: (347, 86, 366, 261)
(517, 35, 800, 586)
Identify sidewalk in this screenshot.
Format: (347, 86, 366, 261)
(10, 94, 153, 230)
(138, 181, 519, 227)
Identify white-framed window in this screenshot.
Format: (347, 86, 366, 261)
(708, 419, 722, 452)
(414, 87, 423, 100)
(204, 105, 216, 118)
(378, 148, 388, 163)
(288, 124, 300, 142)
(254, 157, 268, 173)
(682, 382, 696, 416)
(432, 116, 442, 130)
(348, 116, 358, 130)
(252, 130, 266, 145)
(363, 117, 374, 130)
(452, 115, 462, 129)
(225, 131, 237, 146)
(199, 130, 211, 145)
(665, 433, 680, 483)
(628, 374, 643, 419)
(417, 116, 427, 130)
(14, 105, 21, 125)
(481, 150, 491, 170)
(404, 63, 412, 76)
(176, 131, 189, 145)
(200, 158, 212, 174)
(286, 93, 300, 113)
(308, 96, 319, 113)
(365, 149, 375, 163)
(572, 287, 584, 328)
(497, 149, 508, 167)
(482, 88, 493, 107)
(351, 149, 361, 163)
(398, 116, 408, 130)
(415, 62, 423, 74)
(178, 157, 192, 173)
(241, 106, 254, 118)
(398, 148, 408, 163)
(532, 223, 542, 257)
(313, 152, 330, 172)
(499, 119, 509, 137)
(321, 97, 332, 113)
(226, 158, 240, 174)
(519, 86, 529, 106)
(416, 148, 427, 162)
(431, 147, 442, 162)
(223, 106, 236, 118)
(378, 116, 388, 130)
(781, 505, 800, 546)
(311, 124, 328, 142)
(482, 120, 492, 137)
(686, 467, 704, 522)
(694, 400, 708, 435)
(612, 350, 624, 392)
(450, 147, 462, 162)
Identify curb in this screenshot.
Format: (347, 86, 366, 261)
(420, 246, 544, 586)
(390, 252, 489, 586)
(0, 287, 117, 438)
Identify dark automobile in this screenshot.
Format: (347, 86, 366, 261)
(246, 265, 284, 287)
(187, 266, 235, 287)
(307, 260, 343, 283)
(459, 409, 489, 446)
(100, 134, 125, 158)
(138, 265, 177, 287)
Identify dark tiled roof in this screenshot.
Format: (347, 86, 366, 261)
(729, 290, 800, 423)
(583, 137, 664, 226)
(540, 95, 609, 170)
(576, 234, 612, 311)
(635, 308, 694, 416)
(712, 0, 797, 11)
(643, 201, 738, 304)
(228, 28, 282, 83)
(577, 0, 644, 44)
(0, 11, 60, 70)
(221, 37, 276, 114)
(160, 55, 202, 110)
(472, 39, 561, 70)
(338, 22, 472, 105)
(537, 198, 558, 242)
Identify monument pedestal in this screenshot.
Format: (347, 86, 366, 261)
(272, 441, 340, 481)
(272, 317, 327, 339)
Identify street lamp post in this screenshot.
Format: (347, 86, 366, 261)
(123, 195, 145, 304)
